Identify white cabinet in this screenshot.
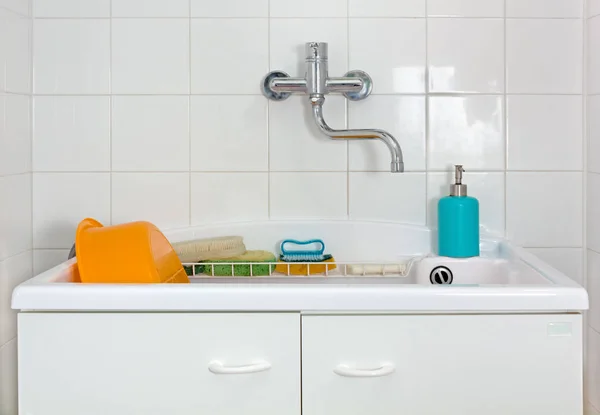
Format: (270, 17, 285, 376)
(19, 313, 300, 415)
(18, 312, 584, 415)
(302, 314, 583, 415)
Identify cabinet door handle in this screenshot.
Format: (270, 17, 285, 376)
(333, 363, 395, 378)
(208, 360, 272, 375)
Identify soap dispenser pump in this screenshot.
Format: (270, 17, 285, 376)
(438, 165, 480, 258)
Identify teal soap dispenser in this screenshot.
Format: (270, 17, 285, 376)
(438, 165, 480, 258)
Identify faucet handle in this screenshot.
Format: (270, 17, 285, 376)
(305, 42, 328, 61)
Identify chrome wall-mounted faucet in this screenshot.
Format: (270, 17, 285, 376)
(261, 42, 404, 173)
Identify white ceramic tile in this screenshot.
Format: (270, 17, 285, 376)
(112, 19, 189, 94)
(350, 0, 425, 17)
(270, 173, 347, 219)
(349, 172, 426, 224)
(587, 250, 600, 359)
(591, 0, 600, 17)
(348, 96, 426, 171)
(191, 173, 268, 224)
(34, 0, 109, 17)
(349, 18, 426, 93)
(192, 19, 267, 94)
(428, 18, 503, 93)
(271, 0, 346, 17)
(526, 248, 583, 285)
(269, 95, 347, 172)
(0, 251, 31, 345)
(507, 0, 582, 18)
(588, 173, 600, 253)
(34, 96, 110, 172)
(591, 96, 600, 174)
(34, 19, 109, 94)
(585, 401, 600, 415)
(506, 172, 582, 247)
(428, 96, 504, 170)
(0, 0, 30, 16)
(428, 172, 505, 236)
(587, 250, 600, 332)
(1, 0, 28, 15)
(4, 11, 30, 94)
(507, 19, 582, 94)
(507, 95, 583, 171)
(112, 96, 189, 172)
(33, 173, 110, 249)
(0, 174, 32, 261)
(427, 0, 503, 17)
(112, 0, 188, 17)
(0, 9, 6, 92)
(1, 94, 30, 176)
(0, 339, 17, 415)
(112, 173, 189, 230)
(587, 327, 600, 409)
(590, 16, 600, 95)
(191, 96, 268, 171)
(270, 18, 347, 78)
(192, 0, 268, 17)
(33, 249, 69, 275)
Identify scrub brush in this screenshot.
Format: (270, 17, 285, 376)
(276, 239, 337, 276)
(172, 236, 246, 263)
(280, 239, 330, 262)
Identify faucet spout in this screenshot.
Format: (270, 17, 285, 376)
(309, 95, 404, 173)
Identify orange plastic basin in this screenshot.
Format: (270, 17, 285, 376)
(75, 218, 189, 284)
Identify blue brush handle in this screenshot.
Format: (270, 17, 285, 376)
(280, 239, 325, 256)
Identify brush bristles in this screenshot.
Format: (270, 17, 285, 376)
(280, 254, 326, 262)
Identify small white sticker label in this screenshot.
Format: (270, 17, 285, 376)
(547, 322, 572, 337)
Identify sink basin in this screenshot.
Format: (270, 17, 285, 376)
(190, 256, 550, 286)
(12, 221, 587, 312)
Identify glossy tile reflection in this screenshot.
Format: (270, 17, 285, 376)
(428, 96, 504, 170)
(428, 18, 504, 93)
(349, 18, 426, 93)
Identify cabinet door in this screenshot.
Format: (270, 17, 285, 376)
(302, 314, 582, 415)
(19, 313, 300, 415)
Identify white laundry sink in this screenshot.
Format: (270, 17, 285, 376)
(13, 221, 588, 415)
(12, 221, 587, 312)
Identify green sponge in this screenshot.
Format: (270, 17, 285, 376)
(184, 264, 205, 276)
(202, 250, 276, 277)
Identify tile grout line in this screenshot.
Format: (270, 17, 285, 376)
(503, 0, 508, 238)
(188, 0, 192, 227)
(0, 4, 29, 18)
(29, 92, 589, 97)
(29, 15, 589, 20)
(109, 0, 113, 225)
(346, 0, 350, 219)
(267, 0, 271, 219)
(29, 1, 34, 261)
(582, 0, 588, 293)
(424, 0, 430, 227)
(0, 248, 33, 263)
(29, 169, 588, 174)
(0, 337, 17, 351)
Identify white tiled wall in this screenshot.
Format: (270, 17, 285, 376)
(0, 0, 31, 413)
(588, 3, 600, 413)
(29, 1, 586, 288)
(0, 1, 592, 414)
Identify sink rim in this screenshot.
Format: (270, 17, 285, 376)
(11, 221, 588, 312)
